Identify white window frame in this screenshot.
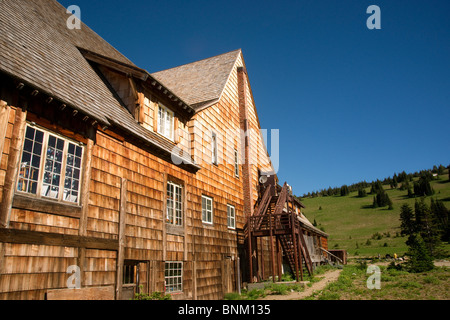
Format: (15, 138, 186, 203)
(211, 131, 217, 165)
(227, 204, 236, 230)
(165, 261, 183, 293)
(166, 181, 183, 226)
(16, 124, 84, 205)
(202, 195, 213, 225)
(157, 104, 174, 141)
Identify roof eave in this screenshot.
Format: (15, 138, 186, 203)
(78, 47, 196, 116)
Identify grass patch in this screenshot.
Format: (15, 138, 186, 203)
(301, 173, 450, 258)
(303, 264, 450, 300)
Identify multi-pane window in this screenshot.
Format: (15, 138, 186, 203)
(227, 204, 236, 229)
(158, 104, 174, 140)
(165, 262, 183, 293)
(166, 182, 183, 226)
(234, 149, 239, 177)
(211, 132, 217, 165)
(202, 195, 213, 224)
(17, 125, 83, 204)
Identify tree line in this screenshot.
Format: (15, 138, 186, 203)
(300, 164, 449, 200)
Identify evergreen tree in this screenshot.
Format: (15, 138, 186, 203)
(357, 188, 367, 198)
(414, 199, 442, 257)
(372, 196, 378, 208)
(400, 204, 415, 239)
(340, 185, 349, 196)
(414, 175, 434, 197)
(430, 198, 450, 242)
(406, 234, 435, 273)
(390, 174, 398, 189)
(373, 188, 391, 208)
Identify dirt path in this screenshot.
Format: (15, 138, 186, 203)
(260, 269, 343, 300)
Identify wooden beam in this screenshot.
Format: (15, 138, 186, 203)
(115, 178, 127, 300)
(79, 138, 94, 236)
(0, 228, 119, 250)
(47, 286, 115, 300)
(12, 194, 82, 219)
(0, 101, 10, 170)
(0, 106, 27, 228)
(269, 213, 276, 282)
(291, 210, 299, 282)
(247, 216, 253, 283)
(162, 173, 167, 261)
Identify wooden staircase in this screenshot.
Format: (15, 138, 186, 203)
(246, 183, 314, 283)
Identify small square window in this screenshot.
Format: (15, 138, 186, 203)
(227, 204, 236, 229)
(157, 104, 174, 141)
(202, 195, 213, 224)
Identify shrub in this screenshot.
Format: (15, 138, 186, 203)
(134, 289, 172, 300)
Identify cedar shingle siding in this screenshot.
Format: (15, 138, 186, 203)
(0, 0, 327, 300)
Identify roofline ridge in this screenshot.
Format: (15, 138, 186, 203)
(152, 48, 242, 74)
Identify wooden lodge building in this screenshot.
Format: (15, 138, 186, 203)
(0, 0, 329, 300)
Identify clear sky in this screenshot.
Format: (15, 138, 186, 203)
(59, 0, 450, 196)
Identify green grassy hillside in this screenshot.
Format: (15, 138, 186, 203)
(301, 172, 450, 258)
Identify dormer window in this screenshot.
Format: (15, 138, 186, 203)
(157, 104, 174, 141)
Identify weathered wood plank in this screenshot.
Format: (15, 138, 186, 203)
(0, 101, 10, 168)
(12, 194, 82, 219)
(79, 138, 94, 236)
(115, 178, 127, 300)
(46, 286, 115, 300)
(0, 228, 118, 251)
(0, 106, 27, 228)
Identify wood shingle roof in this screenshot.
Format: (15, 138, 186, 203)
(152, 49, 242, 111)
(0, 0, 199, 170)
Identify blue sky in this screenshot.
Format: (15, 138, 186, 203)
(60, 0, 450, 196)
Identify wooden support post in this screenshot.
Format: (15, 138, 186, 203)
(79, 138, 94, 236)
(269, 213, 276, 283)
(247, 216, 253, 283)
(0, 101, 10, 165)
(116, 178, 127, 300)
(259, 237, 264, 281)
(0, 106, 27, 228)
(192, 260, 197, 300)
(162, 173, 167, 261)
(297, 232, 304, 281)
(276, 237, 282, 281)
(291, 210, 299, 282)
(78, 137, 94, 288)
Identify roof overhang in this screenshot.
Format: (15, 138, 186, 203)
(78, 47, 196, 117)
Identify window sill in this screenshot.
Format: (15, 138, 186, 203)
(12, 194, 82, 219)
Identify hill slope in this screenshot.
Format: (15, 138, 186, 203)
(301, 173, 450, 258)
